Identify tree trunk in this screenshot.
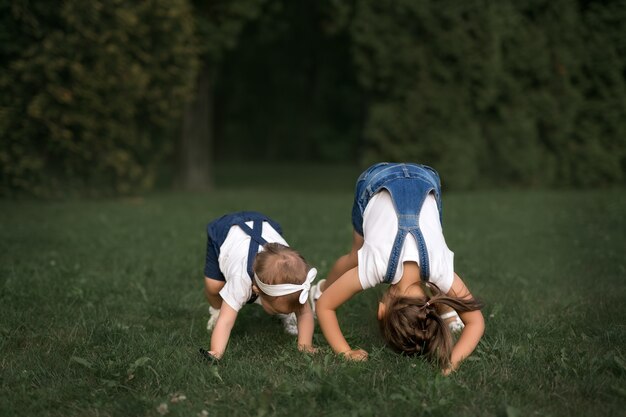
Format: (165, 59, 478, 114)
(179, 64, 214, 191)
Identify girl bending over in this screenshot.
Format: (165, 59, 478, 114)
(202, 211, 317, 359)
(313, 163, 484, 373)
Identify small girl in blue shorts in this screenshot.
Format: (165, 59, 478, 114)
(202, 211, 317, 359)
(314, 163, 484, 373)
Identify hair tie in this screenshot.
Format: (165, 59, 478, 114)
(255, 268, 317, 304)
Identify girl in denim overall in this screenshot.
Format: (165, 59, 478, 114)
(202, 211, 317, 360)
(314, 163, 484, 373)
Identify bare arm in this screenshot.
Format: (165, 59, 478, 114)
(316, 267, 368, 360)
(445, 273, 485, 373)
(295, 302, 316, 353)
(208, 302, 239, 359)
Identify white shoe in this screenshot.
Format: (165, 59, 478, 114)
(278, 312, 298, 336)
(309, 279, 325, 317)
(440, 310, 464, 333)
(207, 306, 220, 331)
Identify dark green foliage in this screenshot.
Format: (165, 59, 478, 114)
(214, 1, 364, 163)
(330, 0, 626, 188)
(0, 0, 198, 196)
(1, 0, 625, 196)
(569, 0, 626, 186)
(191, 0, 267, 64)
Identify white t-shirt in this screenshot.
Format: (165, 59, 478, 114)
(357, 190, 454, 293)
(218, 221, 288, 311)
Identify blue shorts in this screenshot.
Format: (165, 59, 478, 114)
(350, 162, 443, 281)
(350, 162, 443, 236)
(204, 211, 283, 281)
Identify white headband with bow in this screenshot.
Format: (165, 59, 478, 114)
(254, 268, 318, 304)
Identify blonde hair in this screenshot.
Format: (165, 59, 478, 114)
(253, 242, 309, 311)
(378, 283, 483, 368)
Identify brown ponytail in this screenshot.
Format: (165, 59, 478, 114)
(378, 283, 484, 368)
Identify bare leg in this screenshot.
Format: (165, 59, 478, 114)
(322, 230, 364, 291)
(204, 277, 225, 309)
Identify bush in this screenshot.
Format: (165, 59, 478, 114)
(337, 0, 626, 188)
(0, 0, 198, 196)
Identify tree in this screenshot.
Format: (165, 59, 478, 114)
(326, 0, 626, 188)
(211, 0, 363, 163)
(178, 0, 267, 191)
(0, 0, 197, 196)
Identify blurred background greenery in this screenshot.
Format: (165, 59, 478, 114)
(1, 0, 625, 197)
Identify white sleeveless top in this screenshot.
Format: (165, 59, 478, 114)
(357, 190, 454, 292)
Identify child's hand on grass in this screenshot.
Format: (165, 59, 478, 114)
(442, 362, 458, 376)
(340, 349, 368, 361)
(298, 344, 319, 354)
(199, 347, 221, 363)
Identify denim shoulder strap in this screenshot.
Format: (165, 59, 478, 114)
(382, 173, 433, 283)
(237, 220, 269, 304)
(384, 227, 430, 283)
(237, 220, 268, 280)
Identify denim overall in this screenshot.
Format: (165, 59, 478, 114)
(351, 163, 443, 283)
(204, 211, 283, 303)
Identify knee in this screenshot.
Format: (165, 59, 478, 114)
(204, 277, 225, 296)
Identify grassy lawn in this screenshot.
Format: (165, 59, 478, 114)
(1, 167, 624, 417)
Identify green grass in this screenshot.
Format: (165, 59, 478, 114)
(1, 172, 625, 416)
